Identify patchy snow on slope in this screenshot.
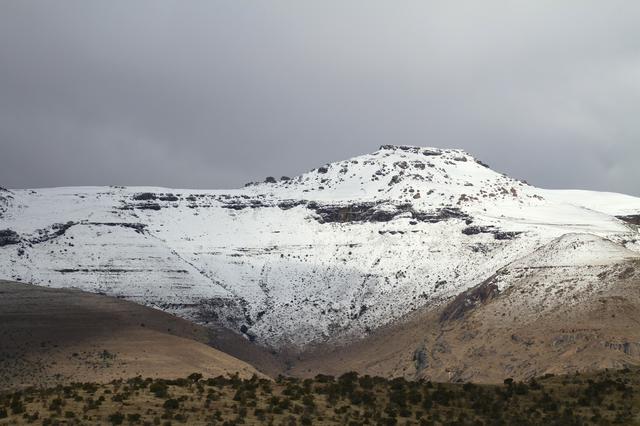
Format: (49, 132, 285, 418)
(1, 146, 639, 349)
(481, 233, 640, 321)
(510, 233, 639, 268)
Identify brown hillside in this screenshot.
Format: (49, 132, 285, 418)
(0, 281, 268, 389)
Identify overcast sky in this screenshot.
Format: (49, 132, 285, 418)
(1, 1, 639, 195)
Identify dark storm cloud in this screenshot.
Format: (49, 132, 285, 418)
(1, 1, 639, 194)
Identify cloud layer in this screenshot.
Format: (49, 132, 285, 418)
(1, 1, 639, 194)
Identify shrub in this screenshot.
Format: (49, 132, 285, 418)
(431, 389, 450, 406)
(513, 383, 529, 395)
(359, 375, 374, 390)
(529, 378, 542, 390)
(302, 394, 315, 408)
(408, 389, 422, 405)
(10, 399, 24, 415)
(108, 412, 125, 425)
(150, 382, 169, 398)
(389, 388, 407, 407)
(254, 408, 266, 421)
(314, 374, 334, 383)
(48, 398, 63, 412)
(462, 383, 476, 393)
(163, 399, 180, 410)
(187, 373, 203, 382)
(422, 395, 433, 410)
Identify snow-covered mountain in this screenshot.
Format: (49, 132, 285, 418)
(1, 145, 639, 351)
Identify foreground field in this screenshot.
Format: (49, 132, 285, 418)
(2, 368, 640, 425)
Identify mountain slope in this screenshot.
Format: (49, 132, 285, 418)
(287, 234, 640, 383)
(0, 280, 267, 389)
(0, 146, 639, 354)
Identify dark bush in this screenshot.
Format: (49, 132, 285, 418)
(108, 412, 125, 425)
(163, 399, 180, 410)
(150, 382, 168, 398)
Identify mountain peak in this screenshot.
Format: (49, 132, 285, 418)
(248, 145, 527, 209)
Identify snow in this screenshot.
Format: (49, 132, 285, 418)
(1, 145, 639, 349)
(510, 233, 639, 268)
(540, 189, 640, 217)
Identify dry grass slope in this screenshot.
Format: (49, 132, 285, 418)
(0, 281, 265, 389)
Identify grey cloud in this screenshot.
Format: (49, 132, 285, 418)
(1, 1, 639, 194)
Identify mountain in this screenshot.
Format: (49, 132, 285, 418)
(0, 280, 266, 389)
(1, 145, 639, 379)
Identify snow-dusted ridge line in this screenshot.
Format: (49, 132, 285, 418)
(1, 145, 639, 349)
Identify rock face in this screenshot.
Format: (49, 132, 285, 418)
(0, 145, 639, 353)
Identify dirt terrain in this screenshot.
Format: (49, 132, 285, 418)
(0, 281, 269, 389)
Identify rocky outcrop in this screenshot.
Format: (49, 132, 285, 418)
(439, 275, 500, 322)
(604, 341, 640, 356)
(86, 222, 147, 234)
(462, 226, 521, 240)
(617, 215, 640, 226)
(308, 202, 471, 224)
(0, 190, 12, 219)
(0, 229, 20, 247)
(133, 192, 157, 201)
(413, 344, 428, 373)
(28, 222, 76, 245)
